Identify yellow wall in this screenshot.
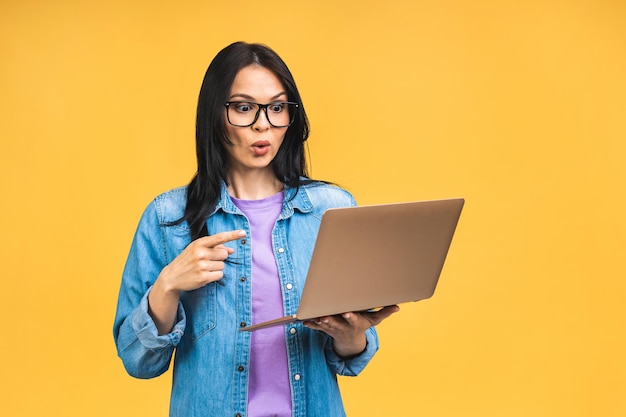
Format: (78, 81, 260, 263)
(1, 1, 624, 415)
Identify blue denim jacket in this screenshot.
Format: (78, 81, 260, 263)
(113, 181, 379, 417)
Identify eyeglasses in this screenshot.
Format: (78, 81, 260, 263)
(224, 101, 299, 128)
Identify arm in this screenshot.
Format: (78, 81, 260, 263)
(113, 203, 182, 379)
(113, 202, 246, 378)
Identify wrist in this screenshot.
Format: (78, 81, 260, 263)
(333, 336, 367, 359)
(148, 273, 182, 335)
(154, 270, 181, 298)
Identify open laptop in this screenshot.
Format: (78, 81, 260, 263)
(239, 198, 464, 332)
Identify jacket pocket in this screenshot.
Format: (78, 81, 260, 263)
(180, 283, 217, 343)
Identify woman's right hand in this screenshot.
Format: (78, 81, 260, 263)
(157, 230, 246, 293)
(148, 229, 246, 334)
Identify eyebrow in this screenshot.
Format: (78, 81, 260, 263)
(228, 92, 288, 101)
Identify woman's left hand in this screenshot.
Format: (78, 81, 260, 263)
(303, 305, 400, 358)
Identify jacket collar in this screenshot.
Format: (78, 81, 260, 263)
(212, 180, 314, 218)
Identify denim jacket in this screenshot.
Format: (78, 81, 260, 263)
(113, 181, 379, 417)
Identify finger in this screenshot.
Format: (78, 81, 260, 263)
(197, 230, 246, 248)
(206, 246, 233, 261)
(186, 244, 230, 263)
(199, 260, 226, 273)
(313, 317, 331, 325)
(308, 316, 334, 328)
(303, 320, 323, 331)
(194, 260, 227, 284)
(202, 270, 226, 283)
(214, 244, 235, 255)
(368, 305, 400, 324)
(341, 312, 359, 326)
(309, 317, 339, 335)
(378, 305, 400, 317)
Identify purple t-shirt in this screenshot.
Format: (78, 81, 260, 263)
(231, 192, 291, 417)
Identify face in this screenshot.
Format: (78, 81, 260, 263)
(224, 65, 289, 175)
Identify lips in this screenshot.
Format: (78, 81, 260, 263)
(251, 140, 271, 156)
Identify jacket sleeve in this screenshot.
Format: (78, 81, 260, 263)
(112, 202, 186, 379)
(324, 327, 379, 376)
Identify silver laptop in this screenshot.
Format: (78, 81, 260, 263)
(240, 198, 464, 332)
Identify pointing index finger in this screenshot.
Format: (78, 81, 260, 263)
(200, 230, 246, 247)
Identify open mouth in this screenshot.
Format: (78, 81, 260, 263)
(251, 141, 270, 155)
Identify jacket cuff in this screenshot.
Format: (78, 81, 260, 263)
(326, 327, 378, 376)
(131, 286, 186, 350)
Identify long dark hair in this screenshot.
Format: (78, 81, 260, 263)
(183, 42, 312, 240)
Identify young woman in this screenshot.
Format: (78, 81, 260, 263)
(113, 41, 398, 417)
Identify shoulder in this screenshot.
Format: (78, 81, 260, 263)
(298, 181, 357, 213)
(149, 186, 188, 224)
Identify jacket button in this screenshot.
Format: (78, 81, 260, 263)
(240, 322, 247, 327)
(290, 328, 297, 335)
(277, 247, 285, 253)
(240, 239, 247, 245)
(238, 365, 245, 372)
(240, 277, 246, 282)
(294, 373, 301, 381)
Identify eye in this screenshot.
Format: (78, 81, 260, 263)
(234, 102, 254, 113)
(268, 103, 286, 113)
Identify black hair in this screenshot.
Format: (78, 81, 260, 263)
(182, 41, 312, 240)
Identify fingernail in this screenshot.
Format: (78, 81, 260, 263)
(238, 230, 246, 236)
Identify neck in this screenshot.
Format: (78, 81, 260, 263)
(226, 169, 284, 200)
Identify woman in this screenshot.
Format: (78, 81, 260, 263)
(113, 41, 398, 417)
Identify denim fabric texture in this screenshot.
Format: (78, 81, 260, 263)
(113, 181, 379, 417)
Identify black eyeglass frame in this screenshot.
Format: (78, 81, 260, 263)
(224, 101, 299, 128)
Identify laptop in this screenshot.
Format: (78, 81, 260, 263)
(239, 198, 464, 332)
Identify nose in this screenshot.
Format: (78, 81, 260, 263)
(252, 107, 271, 131)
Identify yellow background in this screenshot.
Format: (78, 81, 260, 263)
(1, 1, 624, 416)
